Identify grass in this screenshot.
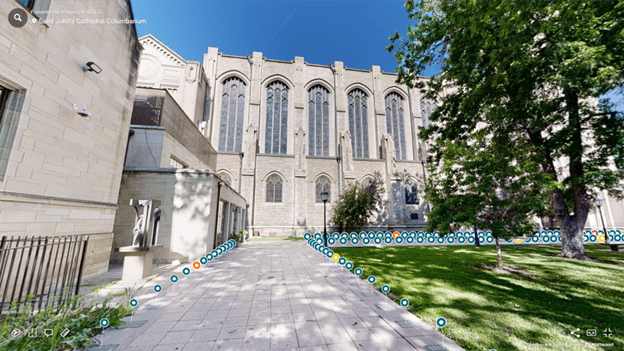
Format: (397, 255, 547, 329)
(91, 281, 115, 294)
(246, 237, 305, 241)
(332, 244, 624, 351)
(0, 289, 133, 351)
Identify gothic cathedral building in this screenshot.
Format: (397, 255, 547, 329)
(135, 35, 624, 238)
(136, 35, 433, 237)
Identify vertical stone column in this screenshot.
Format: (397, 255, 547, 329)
(202, 47, 219, 141)
(294, 127, 307, 235)
(293, 57, 307, 234)
(382, 134, 397, 225)
(334, 62, 350, 188)
(245, 51, 263, 231)
(371, 65, 384, 159)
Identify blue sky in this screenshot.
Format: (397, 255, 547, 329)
(131, 0, 622, 110)
(131, 0, 429, 74)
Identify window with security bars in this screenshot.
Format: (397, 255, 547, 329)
(265, 81, 289, 155)
(420, 96, 436, 128)
(308, 85, 330, 156)
(385, 93, 407, 160)
(315, 176, 331, 203)
(219, 77, 246, 153)
(347, 89, 369, 158)
(405, 180, 419, 204)
(266, 174, 283, 202)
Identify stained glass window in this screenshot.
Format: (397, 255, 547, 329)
(265, 81, 289, 154)
(385, 93, 407, 160)
(308, 86, 330, 156)
(315, 176, 331, 203)
(405, 179, 419, 204)
(218, 77, 246, 153)
(347, 89, 369, 158)
(420, 96, 436, 128)
(266, 174, 283, 202)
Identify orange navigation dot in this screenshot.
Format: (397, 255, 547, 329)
(393, 232, 400, 239)
(193, 262, 200, 269)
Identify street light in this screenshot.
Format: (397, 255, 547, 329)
(321, 190, 329, 247)
(595, 198, 619, 252)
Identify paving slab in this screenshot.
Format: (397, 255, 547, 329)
(88, 241, 464, 350)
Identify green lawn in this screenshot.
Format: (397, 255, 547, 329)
(332, 244, 624, 351)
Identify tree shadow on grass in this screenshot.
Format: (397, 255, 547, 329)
(333, 245, 624, 351)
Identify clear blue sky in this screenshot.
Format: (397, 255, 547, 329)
(131, 0, 430, 74)
(131, 0, 622, 110)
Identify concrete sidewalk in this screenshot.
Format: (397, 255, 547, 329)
(89, 241, 464, 351)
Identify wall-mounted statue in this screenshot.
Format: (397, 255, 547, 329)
(130, 199, 161, 247)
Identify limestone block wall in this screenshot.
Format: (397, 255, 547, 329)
(0, 0, 141, 278)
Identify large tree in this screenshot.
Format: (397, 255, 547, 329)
(426, 121, 555, 268)
(388, 0, 624, 260)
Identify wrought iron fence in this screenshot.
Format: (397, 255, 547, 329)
(0, 234, 89, 313)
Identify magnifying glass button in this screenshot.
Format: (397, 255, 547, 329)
(9, 8, 28, 28)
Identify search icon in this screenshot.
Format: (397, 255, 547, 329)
(9, 8, 28, 28)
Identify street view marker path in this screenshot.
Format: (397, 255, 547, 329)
(90, 240, 463, 351)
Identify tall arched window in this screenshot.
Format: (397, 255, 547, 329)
(265, 81, 289, 155)
(266, 174, 283, 203)
(219, 77, 246, 153)
(420, 96, 436, 128)
(308, 85, 330, 156)
(315, 176, 331, 203)
(385, 92, 407, 160)
(348, 89, 369, 158)
(405, 179, 419, 204)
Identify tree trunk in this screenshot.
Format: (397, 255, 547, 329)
(495, 238, 503, 268)
(557, 188, 591, 260)
(558, 90, 590, 261)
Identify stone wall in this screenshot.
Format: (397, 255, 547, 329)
(0, 0, 141, 277)
(112, 169, 246, 263)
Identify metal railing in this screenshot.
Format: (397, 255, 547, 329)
(0, 235, 89, 313)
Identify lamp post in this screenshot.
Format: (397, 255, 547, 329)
(595, 198, 618, 252)
(321, 190, 329, 247)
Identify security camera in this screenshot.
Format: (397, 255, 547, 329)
(72, 103, 91, 117)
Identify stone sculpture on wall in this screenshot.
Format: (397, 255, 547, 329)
(341, 130, 354, 174)
(295, 127, 306, 173)
(130, 199, 161, 247)
(243, 124, 257, 172)
(384, 134, 397, 175)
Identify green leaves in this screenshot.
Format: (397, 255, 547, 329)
(390, 0, 624, 257)
(331, 175, 386, 231)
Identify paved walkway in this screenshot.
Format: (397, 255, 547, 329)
(91, 241, 464, 351)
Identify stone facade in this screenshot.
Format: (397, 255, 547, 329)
(0, 0, 141, 277)
(201, 48, 432, 237)
(137, 34, 624, 238)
